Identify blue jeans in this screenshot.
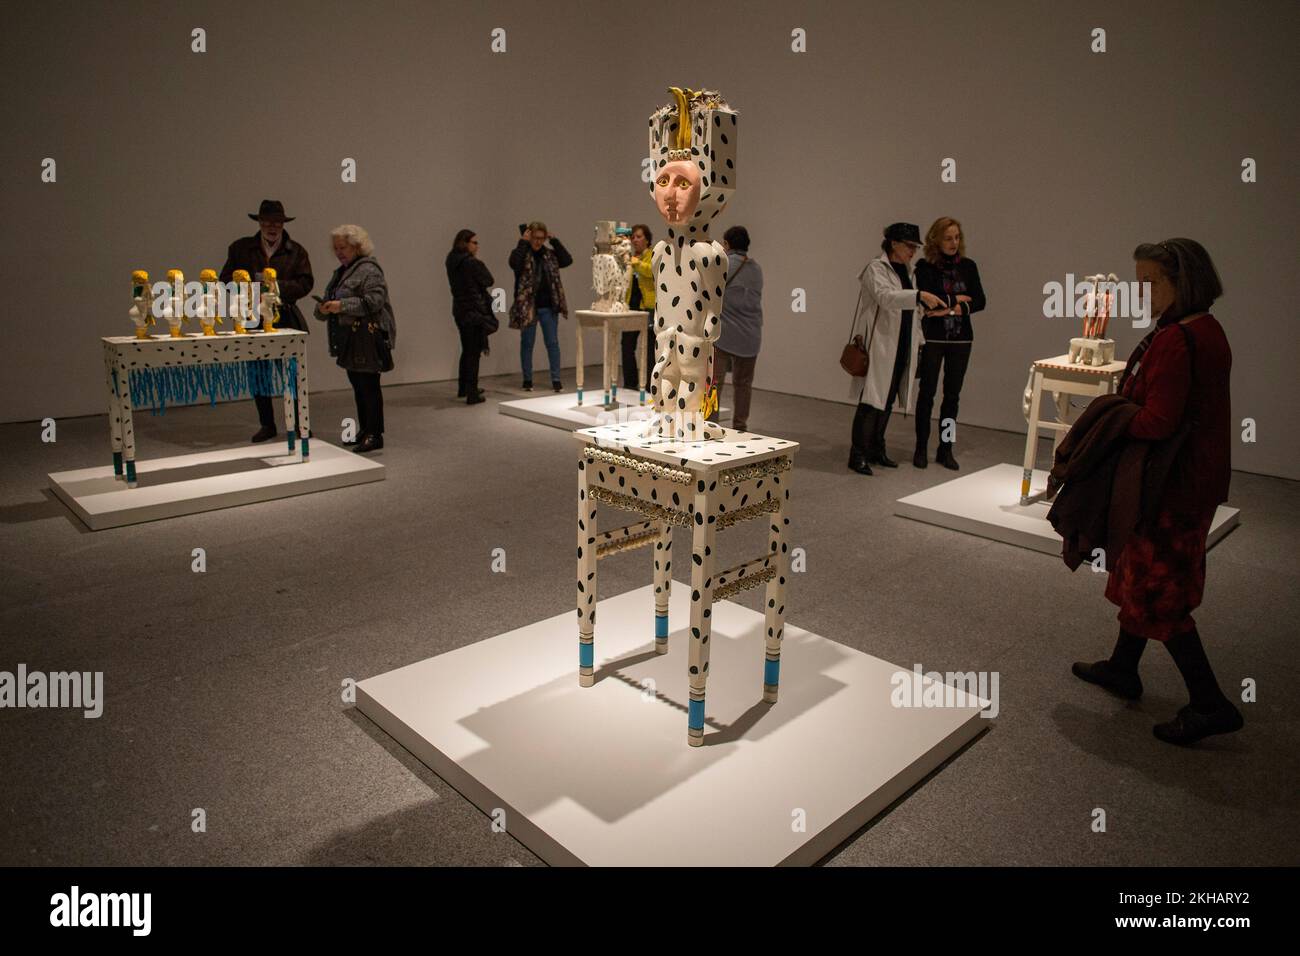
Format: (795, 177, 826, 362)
(519, 307, 562, 384)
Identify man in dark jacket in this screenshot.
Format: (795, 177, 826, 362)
(220, 200, 315, 442)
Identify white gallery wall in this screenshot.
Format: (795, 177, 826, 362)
(3, 0, 1296, 479)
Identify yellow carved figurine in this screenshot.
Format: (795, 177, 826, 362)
(231, 269, 251, 333)
(164, 268, 187, 337)
(260, 267, 281, 332)
(198, 268, 221, 335)
(130, 270, 155, 339)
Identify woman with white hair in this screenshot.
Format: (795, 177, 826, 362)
(314, 224, 395, 453)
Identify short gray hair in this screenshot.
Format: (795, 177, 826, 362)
(330, 224, 374, 256)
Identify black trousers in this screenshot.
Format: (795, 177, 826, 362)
(621, 310, 655, 389)
(914, 341, 972, 449)
(347, 370, 385, 436)
(458, 322, 484, 394)
(851, 331, 910, 458)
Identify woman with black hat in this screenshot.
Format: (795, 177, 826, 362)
(847, 223, 946, 474)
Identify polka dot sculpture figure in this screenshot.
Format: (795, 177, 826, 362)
(644, 87, 737, 440)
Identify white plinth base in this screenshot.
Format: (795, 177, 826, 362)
(48, 441, 384, 530)
(356, 584, 989, 866)
(895, 463, 1240, 555)
(499, 391, 733, 433)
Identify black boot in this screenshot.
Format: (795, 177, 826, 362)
(849, 404, 874, 475)
(936, 442, 959, 470)
(868, 450, 899, 468)
(1072, 629, 1145, 700)
(1155, 628, 1243, 745)
(912, 446, 928, 468)
(847, 451, 873, 476)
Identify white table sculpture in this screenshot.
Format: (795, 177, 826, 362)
(574, 309, 650, 406)
(1020, 352, 1125, 503)
(590, 220, 633, 312)
(103, 329, 311, 486)
(574, 422, 798, 746)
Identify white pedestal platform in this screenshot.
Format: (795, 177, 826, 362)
(356, 584, 989, 866)
(895, 463, 1240, 555)
(48, 441, 384, 530)
(497, 390, 652, 432)
(499, 391, 732, 433)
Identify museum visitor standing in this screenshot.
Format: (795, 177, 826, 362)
(913, 216, 986, 470)
(1069, 237, 1241, 746)
(622, 223, 657, 390)
(220, 199, 314, 444)
(313, 225, 394, 454)
(847, 222, 946, 475)
(509, 221, 572, 392)
(709, 225, 763, 432)
(446, 229, 496, 405)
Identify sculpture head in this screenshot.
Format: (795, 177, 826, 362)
(654, 161, 701, 225)
(648, 87, 737, 237)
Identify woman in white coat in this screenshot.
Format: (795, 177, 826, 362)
(849, 222, 947, 474)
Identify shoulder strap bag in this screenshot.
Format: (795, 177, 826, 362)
(839, 272, 881, 377)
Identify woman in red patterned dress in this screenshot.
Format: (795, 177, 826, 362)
(1072, 238, 1243, 745)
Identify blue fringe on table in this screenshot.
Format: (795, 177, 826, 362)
(128, 358, 297, 414)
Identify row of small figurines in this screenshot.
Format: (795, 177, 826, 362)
(128, 269, 280, 338)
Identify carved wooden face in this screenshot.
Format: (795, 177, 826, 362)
(654, 160, 701, 225)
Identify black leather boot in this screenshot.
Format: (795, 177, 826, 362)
(1155, 628, 1243, 745)
(1153, 702, 1244, 745)
(847, 451, 873, 476)
(912, 446, 928, 468)
(1072, 629, 1145, 700)
(936, 442, 959, 470)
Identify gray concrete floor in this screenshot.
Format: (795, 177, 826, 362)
(1, 368, 1297, 866)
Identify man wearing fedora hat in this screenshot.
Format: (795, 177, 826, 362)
(220, 200, 315, 442)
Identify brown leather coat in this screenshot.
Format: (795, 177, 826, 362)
(219, 231, 315, 331)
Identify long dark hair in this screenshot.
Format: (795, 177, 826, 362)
(1132, 238, 1223, 321)
(451, 229, 476, 254)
